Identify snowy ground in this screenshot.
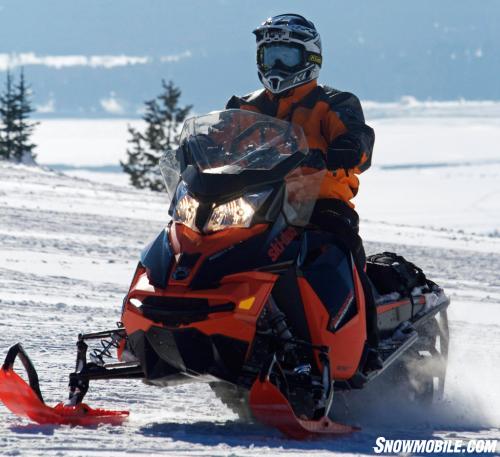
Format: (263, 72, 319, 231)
(32, 115, 500, 237)
(0, 114, 499, 455)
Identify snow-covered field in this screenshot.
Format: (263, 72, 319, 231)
(33, 115, 500, 238)
(0, 113, 499, 456)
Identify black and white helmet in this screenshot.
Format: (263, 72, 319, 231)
(253, 14, 322, 95)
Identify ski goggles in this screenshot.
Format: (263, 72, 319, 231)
(260, 44, 302, 69)
(258, 43, 322, 71)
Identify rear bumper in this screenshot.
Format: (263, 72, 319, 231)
(128, 325, 248, 386)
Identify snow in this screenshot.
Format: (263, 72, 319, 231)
(363, 98, 500, 119)
(33, 119, 143, 167)
(0, 53, 151, 71)
(356, 117, 500, 238)
(1, 113, 500, 455)
(32, 116, 500, 239)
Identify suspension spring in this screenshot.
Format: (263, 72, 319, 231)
(89, 331, 123, 366)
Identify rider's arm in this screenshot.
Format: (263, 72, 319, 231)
(322, 88, 375, 174)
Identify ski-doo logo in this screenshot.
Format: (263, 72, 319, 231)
(268, 227, 298, 262)
(373, 437, 497, 454)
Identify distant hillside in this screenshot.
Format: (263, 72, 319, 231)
(0, 0, 499, 117)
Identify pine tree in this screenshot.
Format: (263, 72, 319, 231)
(121, 126, 150, 190)
(0, 71, 17, 160)
(0, 69, 38, 163)
(121, 80, 192, 191)
(13, 69, 38, 163)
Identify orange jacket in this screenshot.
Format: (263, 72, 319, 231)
(226, 80, 375, 207)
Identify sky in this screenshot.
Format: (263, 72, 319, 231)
(0, 0, 499, 117)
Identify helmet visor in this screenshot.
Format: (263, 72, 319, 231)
(261, 44, 303, 70)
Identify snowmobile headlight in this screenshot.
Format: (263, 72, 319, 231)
(173, 181, 199, 230)
(204, 189, 272, 233)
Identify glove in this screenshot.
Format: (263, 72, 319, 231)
(326, 134, 363, 171)
(302, 148, 327, 169)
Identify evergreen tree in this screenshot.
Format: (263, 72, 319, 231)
(13, 69, 38, 163)
(0, 69, 38, 163)
(0, 71, 17, 160)
(121, 80, 192, 191)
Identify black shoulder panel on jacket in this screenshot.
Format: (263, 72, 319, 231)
(322, 86, 365, 123)
(321, 85, 375, 173)
(225, 89, 278, 116)
(225, 89, 266, 109)
(293, 85, 325, 110)
(225, 95, 242, 109)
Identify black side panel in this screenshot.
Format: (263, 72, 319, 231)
(272, 268, 312, 344)
(272, 268, 317, 372)
(140, 230, 173, 289)
(211, 334, 248, 380)
(302, 241, 357, 332)
(128, 330, 181, 380)
(164, 328, 215, 374)
(129, 327, 249, 384)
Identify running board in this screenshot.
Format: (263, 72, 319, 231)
(365, 297, 450, 384)
(344, 296, 450, 389)
(366, 330, 418, 383)
(412, 297, 450, 329)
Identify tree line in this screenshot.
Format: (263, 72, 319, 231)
(0, 70, 191, 192)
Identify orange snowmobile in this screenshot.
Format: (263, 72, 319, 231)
(0, 110, 450, 439)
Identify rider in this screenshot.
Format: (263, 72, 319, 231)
(226, 14, 380, 363)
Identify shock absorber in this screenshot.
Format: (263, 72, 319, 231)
(267, 296, 293, 344)
(68, 324, 127, 406)
(89, 332, 122, 366)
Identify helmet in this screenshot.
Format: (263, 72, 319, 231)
(253, 14, 322, 95)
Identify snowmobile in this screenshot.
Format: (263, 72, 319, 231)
(0, 109, 450, 439)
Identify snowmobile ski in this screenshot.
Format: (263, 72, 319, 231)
(249, 378, 357, 439)
(0, 344, 128, 426)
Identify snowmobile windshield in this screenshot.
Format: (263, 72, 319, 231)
(179, 109, 308, 174)
(159, 109, 325, 228)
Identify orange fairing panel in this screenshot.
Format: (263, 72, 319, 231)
(167, 222, 269, 285)
(122, 270, 278, 346)
(297, 264, 366, 380)
(169, 222, 268, 255)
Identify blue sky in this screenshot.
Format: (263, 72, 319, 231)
(0, 0, 498, 117)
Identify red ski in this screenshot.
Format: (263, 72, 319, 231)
(0, 344, 128, 426)
(249, 378, 356, 440)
